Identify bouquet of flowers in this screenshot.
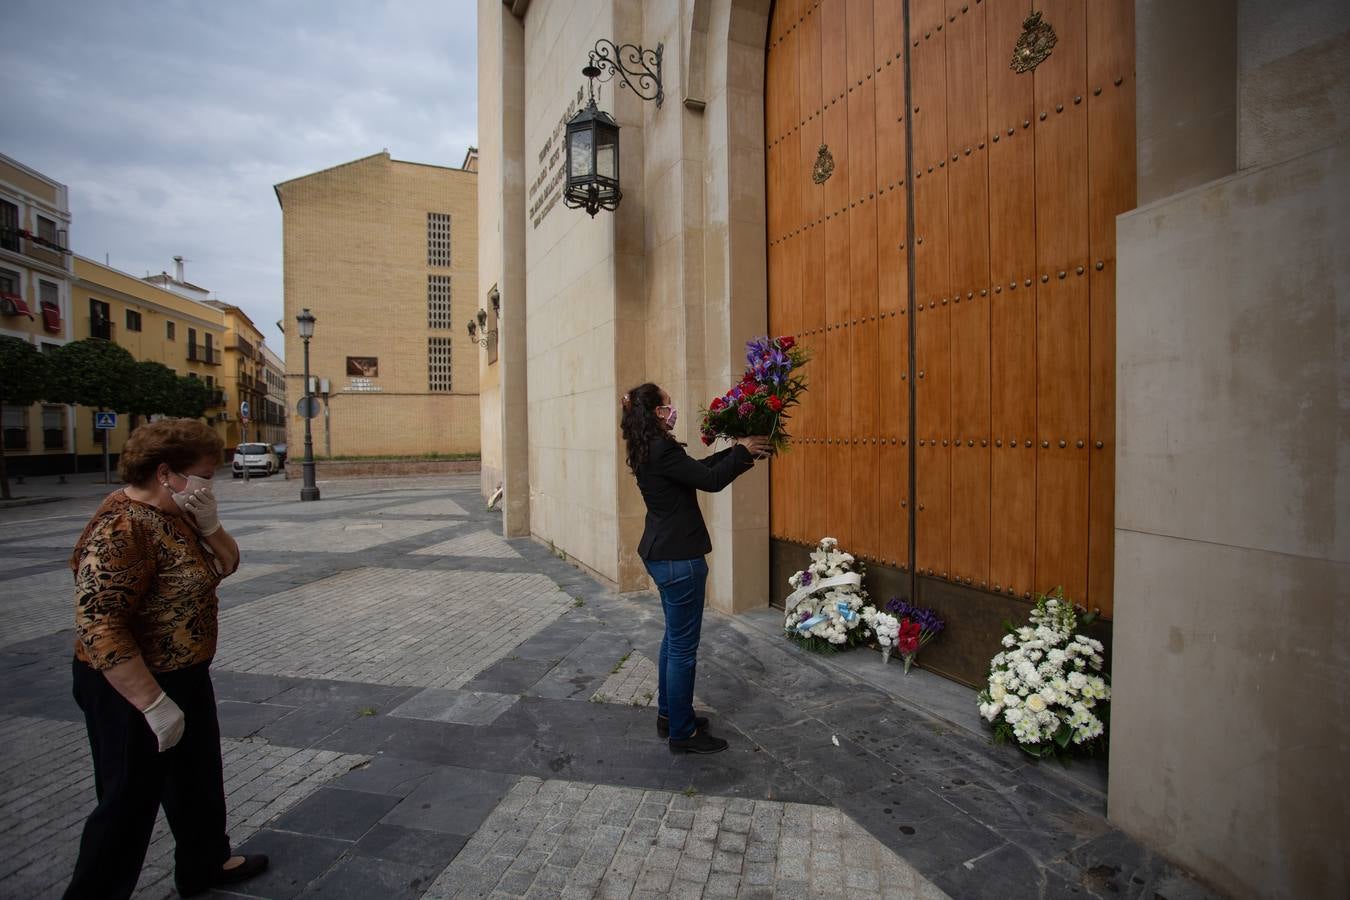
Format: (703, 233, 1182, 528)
(978, 587, 1110, 760)
(783, 538, 873, 653)
(883, 597, 946, 672)
(700, 335, 810, 452)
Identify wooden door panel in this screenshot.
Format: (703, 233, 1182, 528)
(821, 0, 848, 102)
(847, 80, 879, 215)
(950, 440, 990, 587)
(853, 442, 880, 560)
(879, 441, 909, 568)
(1085, 0, 1134, 617)
(876, 189, 907, 314)
(765, 0, 1132, 617)
(1037, 447, 1089, 601)
(915, 442, 949, 576)
(846, 0, 876, 89)
(991, 446, 1036, 596)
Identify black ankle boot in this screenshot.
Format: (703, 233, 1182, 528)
(669, 730, 728, 754)
(657, 713, 709, 739)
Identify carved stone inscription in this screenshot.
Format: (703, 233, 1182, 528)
(528, 84, 588, 229)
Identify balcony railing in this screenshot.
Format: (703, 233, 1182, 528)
(189, 344, 222, 365)
(0, 226, 71, 261)
(234, 335, 255, 358)
(89, 316, 114, 341)
(207, 389, 227, 407)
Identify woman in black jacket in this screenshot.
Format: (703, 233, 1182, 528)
(621, 382, 773, 753)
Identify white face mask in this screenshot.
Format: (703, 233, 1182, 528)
(167, 472, 212, 512)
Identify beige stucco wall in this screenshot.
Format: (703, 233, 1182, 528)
(1111, 3, 1350, 896)
(485, 0, 771, 606)
(277, 153, 480, 458)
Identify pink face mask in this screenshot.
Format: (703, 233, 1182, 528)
(657, 404, 678, 428)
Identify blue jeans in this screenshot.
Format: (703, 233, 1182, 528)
(644, 557, 709, 741)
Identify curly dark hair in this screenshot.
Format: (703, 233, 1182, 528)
(117, 418, 223, 485)
(620, 382, 672, 475)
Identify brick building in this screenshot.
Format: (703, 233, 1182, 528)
(275, 152, 479, 459)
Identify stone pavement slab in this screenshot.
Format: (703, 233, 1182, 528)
(0, 475, 1220, 899)
(214, 567, 575, 688)
(422, 777, 947, 900)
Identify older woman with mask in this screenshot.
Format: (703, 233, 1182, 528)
(63, 419, 267, 900)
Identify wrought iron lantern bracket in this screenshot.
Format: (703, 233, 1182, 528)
(586, 39, 664, 107)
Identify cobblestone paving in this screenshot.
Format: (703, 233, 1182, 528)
(0, 568, 72, 649)
(232, 517, 449, 553)
(0, 714, 368, 899)
(389, 496, 470, 517)
(592, 652, 659, 706)
(215, 567, 576, 687)
(413, 529, 522, 559)
(424, 777, 948, 900)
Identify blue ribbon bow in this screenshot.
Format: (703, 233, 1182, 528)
(836, 601, 858, 623)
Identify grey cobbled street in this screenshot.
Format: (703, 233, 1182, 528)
(0, 474, 1216, 899)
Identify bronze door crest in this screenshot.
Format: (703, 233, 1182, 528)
(812, 144, 835, 184)
(1011, 11, 1057, 73)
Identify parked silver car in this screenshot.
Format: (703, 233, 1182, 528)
(232, 442, 280, 478)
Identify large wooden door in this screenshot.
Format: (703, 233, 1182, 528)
(766, 0, 1134, 620)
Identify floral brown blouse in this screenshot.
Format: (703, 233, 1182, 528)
(71, 491, 223, 672)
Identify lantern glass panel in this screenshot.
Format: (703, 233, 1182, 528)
(597, 130, 617, 181)
(569, 129, 593, 178)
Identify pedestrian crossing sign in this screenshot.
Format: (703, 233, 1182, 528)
(94, 412, 117, 430)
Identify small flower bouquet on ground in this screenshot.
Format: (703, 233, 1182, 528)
(783, 537, 873, 653)
(700, 335, 810, 452)
(883, 598, 946, 672)
(978, 587, 1110, 760)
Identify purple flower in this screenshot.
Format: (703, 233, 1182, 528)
(800, 571, 813, 586)
(737, 401, 753, 417)
(885, 597, 945, 635)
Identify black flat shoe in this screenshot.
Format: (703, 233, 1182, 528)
(214, 854, 269, 886)
(657, 714, 709, 739)
(179, 854, 270, 896)
(669, 730, 728, 754)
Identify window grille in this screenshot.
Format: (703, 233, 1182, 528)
(428, 275, 452, 328)
(427, 212, 451, 266)
(428, 337, 453, 392)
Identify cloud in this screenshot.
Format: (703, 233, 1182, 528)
(0, 0, 477, 354)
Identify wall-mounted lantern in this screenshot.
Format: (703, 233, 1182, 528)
(563, 40, 664, 217)
(466, 305, 498, 348)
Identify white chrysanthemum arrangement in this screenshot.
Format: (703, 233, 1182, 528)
(978, 587, 1110, 759)
(784, 537, 875, 652)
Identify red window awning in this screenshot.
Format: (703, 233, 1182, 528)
(0, 292, 34, 320)
(40, 301, 62, 333)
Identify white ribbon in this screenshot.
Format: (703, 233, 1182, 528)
(783, 572, 862, 613)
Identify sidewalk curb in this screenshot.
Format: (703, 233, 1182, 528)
(0, 496, 65, 510)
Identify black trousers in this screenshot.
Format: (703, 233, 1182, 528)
(63, 659, 231, 900)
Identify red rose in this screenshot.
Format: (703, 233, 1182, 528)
(897, 618, 922, 655)
(778, 336, 796, 350)
(701, 433, 714, 445)
(768, 395, 784, 412)
(710, 397, 724, 411)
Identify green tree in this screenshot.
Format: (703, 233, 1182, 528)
(0, 336, 50, 500)
(173, 376, 212, 419)
(129, 360, 181, 419)
(47, 338, 137, 413)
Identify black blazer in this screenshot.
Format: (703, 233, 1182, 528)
(635, 435, 755, 561)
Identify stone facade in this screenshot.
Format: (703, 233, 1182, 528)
(276, 152, 480, 459)
(1110, 2, 1350, 898)
(478, 0, 771, 607)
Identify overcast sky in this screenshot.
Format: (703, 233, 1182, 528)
(2, 0, 477, 359)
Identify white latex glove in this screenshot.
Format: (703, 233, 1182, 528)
(142, 691, 185, 752)
(183, 489, 220, 536)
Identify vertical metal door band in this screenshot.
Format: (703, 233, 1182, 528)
(901, 0, 918, 603)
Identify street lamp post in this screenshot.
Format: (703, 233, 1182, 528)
(297, 307, 320, 502)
